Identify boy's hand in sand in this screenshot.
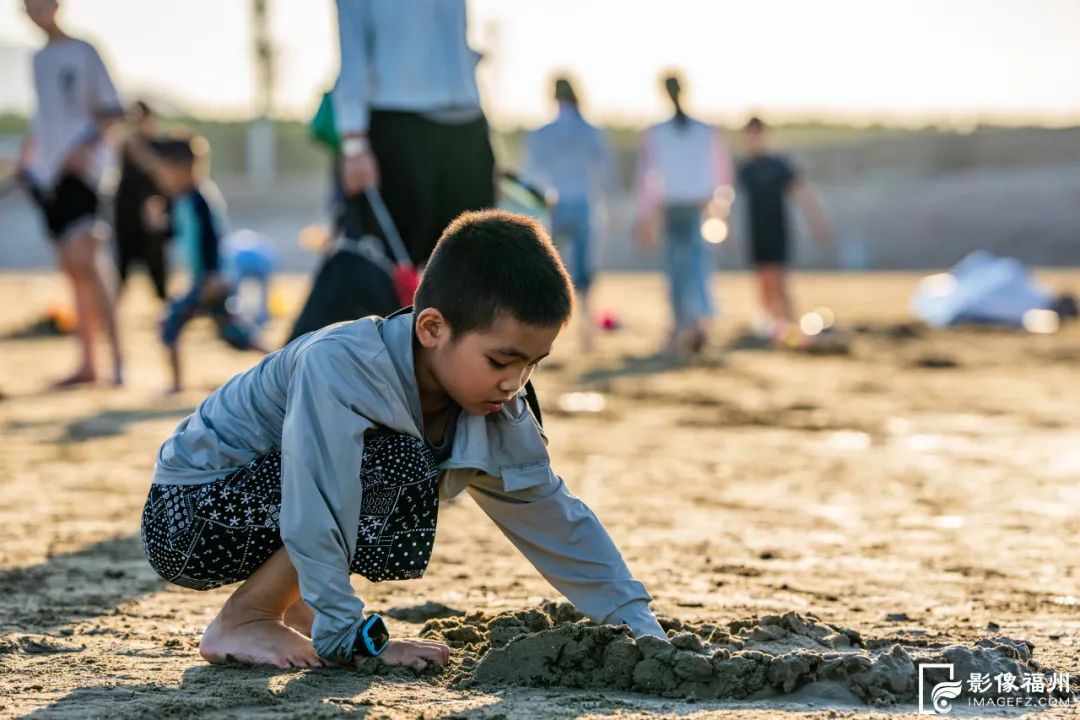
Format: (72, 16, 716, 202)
(375, 638, 450, 672)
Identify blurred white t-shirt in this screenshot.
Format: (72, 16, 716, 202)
(636, 116, 732, 208)
(28, 37, 122, 189)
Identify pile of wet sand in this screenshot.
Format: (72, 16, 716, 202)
(391, 602, 1074, 708)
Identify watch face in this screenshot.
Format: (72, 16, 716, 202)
(361, 614, 390, 656)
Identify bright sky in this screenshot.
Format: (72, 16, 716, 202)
(2, 0, 1079, 127)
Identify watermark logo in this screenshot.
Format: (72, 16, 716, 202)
(919, 663, 962, 715)
(918, 662, 1072, 715)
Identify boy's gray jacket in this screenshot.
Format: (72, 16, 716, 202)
(153, 312, 662, 659)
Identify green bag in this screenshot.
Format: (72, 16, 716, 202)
(310, 90, 340, 152)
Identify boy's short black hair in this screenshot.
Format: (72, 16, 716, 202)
(744, 116, 767, 132)
(414, 210, 573, 337)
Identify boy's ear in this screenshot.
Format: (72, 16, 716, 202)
(414, 307, 448, 348)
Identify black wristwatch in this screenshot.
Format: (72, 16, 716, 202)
(352, 614, 390, 658)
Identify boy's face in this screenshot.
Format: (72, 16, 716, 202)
(417, 310, 560, 416)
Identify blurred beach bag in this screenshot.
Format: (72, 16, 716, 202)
(289, 94, 421, 344)
(286, 189, 416, 344)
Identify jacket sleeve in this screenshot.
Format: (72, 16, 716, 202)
(467, 471, 665, 639)
(280, 342, 376, 660)
(333, 0, 372, 136)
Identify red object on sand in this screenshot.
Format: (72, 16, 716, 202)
(598, 311, 621, 331)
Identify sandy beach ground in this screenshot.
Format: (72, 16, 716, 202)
(0, 270, 1077, 719)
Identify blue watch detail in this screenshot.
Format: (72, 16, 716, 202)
(353, 614, 390, 658)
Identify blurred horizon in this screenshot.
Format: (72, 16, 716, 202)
(1, 0, 1079, 130)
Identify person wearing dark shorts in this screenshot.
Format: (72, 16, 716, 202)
(20, 0, 126, 386)
(737, 116, 832, 346)
(26, 171, 99, 242)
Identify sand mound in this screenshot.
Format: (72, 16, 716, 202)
(420, 603, 1071, 707)
(384, 601, 465, 623)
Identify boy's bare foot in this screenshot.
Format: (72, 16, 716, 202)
(200, 607, 324, 669)
(283, 599, 315, 637)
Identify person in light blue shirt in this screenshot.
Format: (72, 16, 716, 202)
(522, 77, 619, 352)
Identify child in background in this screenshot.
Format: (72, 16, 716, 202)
(18, 0, 125, 386)
(141, 210, 665, 669)
(737, 117, 832, 346)
(146, 137, 264, 392)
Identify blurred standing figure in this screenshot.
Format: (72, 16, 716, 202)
(635, 73, 733, 355)
(114, 100, 170, 301)
(522, 76, 619, 353)
(18, 0, 126, 386)
(737, 117, 831, 346)
(333, 0, 496, 270)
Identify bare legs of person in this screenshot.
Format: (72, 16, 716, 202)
(577, 290, 594, 354)
(755, 263, 802, 347)
(200, 547, 450, 671)
(165, 343, 181, 395)
(54, 225, 124, 386)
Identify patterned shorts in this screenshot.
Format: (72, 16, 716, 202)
(141, 432, 440, 590)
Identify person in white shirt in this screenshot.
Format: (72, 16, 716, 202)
(635, 73, 734, 355)
(333, 0, 496, 270)
(18, 0, 125, 386)
(522, 77, 619, 352)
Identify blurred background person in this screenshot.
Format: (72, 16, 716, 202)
(114, 99, 170, 302)
(17, 0, 125, 387)
(522, 75, 619, 353)
(333, 0, 496, 271)
(143, 136, 265, 393)
(737, 116, 831, 346)
(635, 72, 733, 355)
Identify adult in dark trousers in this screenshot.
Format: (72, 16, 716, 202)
(333, 0, 496, 271)
(114, 100, 169, 301)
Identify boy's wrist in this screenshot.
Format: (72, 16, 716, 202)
(351, 613, 390, 658)
(606, 600, 665, 640)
